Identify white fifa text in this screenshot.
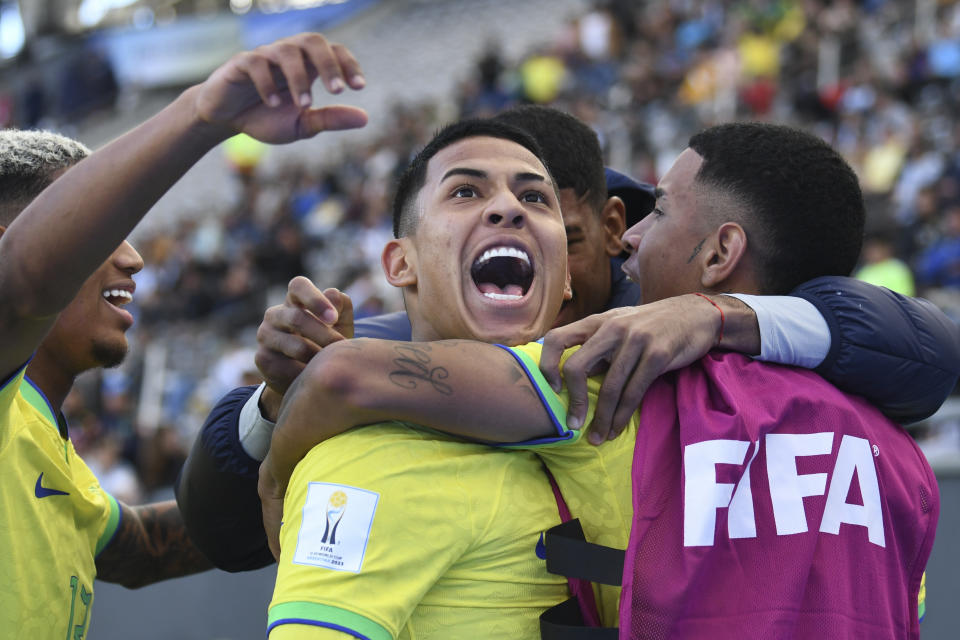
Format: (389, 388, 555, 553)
(683, 433, 884, 548)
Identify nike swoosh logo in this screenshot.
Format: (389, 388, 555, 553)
(35, 472, 69, 498)
(535, 532, 546, 560)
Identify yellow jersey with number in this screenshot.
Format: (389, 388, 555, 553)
(0, 363, 120, 640)
(269, 422, 568, 639)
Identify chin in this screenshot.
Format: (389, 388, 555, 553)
(92, 339, 129, 369)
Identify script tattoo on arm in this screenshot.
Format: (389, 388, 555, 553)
(388, 344, 453, 395)
(95, 500, 212, 588)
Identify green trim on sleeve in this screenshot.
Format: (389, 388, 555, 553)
(95, 492, 121, 557)
(268, 601, 392, 640)
(508, 347, 569, 424)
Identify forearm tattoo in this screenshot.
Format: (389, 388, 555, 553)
(95, 500, 212, 588)
(388, 344, 453, 395)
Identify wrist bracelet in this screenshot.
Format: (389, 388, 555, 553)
(693, 292, 725, 346)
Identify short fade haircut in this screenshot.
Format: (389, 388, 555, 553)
(493, 105, 607, 214)
(0, 130, 90, 226)
(392, 118, 551, 238)
(688, 123, 865, 294)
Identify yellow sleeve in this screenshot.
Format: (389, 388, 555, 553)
(269, 427, 477, 640)
(494, 342, 598, 448)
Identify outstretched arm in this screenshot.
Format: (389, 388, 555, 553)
(95, 500, 212, 588)
(0, 33, 366, 380)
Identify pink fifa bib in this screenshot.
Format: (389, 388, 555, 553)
(620, 353, 938, 640)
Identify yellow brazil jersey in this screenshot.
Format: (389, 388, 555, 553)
(0, 363, 120, 640)
(497, 341, 638, 626)
(269, 422, 568, 640)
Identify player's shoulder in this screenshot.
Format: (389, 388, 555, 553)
(293, 421, 499, 486)
(0, 373, 61, 452)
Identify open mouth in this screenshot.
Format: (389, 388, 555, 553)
(102, 289, 134, 308)
(471, 246, 534, 301)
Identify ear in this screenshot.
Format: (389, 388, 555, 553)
(699, 222, 748, 290)
(563, 265, 573, 301)
(382, 238, 417, 288)
(599, 196, 626, 256)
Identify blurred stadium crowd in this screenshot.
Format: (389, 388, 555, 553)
(15, 0, 960, 504)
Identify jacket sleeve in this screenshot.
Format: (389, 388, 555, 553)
(175, 384, 273, 571)
(792, 276, 960, 423)
(174, 311, 415, 572)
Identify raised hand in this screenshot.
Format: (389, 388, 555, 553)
(255, 277, 354, 419)
(192, 33, 368, 143)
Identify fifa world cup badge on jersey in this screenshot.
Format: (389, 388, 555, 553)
(293, 482, 379, 573)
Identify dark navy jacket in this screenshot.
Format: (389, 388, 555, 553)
(175, 274, 960, 572)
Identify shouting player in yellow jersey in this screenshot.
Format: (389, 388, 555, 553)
(263, 121, 574, 639)
(0, 33, 369, 639)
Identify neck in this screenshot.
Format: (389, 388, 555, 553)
(25, 346, 77, 413)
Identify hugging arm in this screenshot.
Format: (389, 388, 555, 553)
(266, 338, 556, 486)
(794, 276, 960, 423)
(259, 338, 559, 557)
(542, 275, 960, 441)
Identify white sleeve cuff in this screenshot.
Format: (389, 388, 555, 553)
(239, 382, 276, 461)
(723, 294, 831, 369)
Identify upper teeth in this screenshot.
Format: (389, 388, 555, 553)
(103, 289, 133, 302)
(476, 246, 530, 266)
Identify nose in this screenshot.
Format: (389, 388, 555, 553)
(621, 218, 648, 254)
(113, 240, 144, 275)
(483, 189, 526, 229)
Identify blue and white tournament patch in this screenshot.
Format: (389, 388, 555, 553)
(293, 482, 379, 573)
